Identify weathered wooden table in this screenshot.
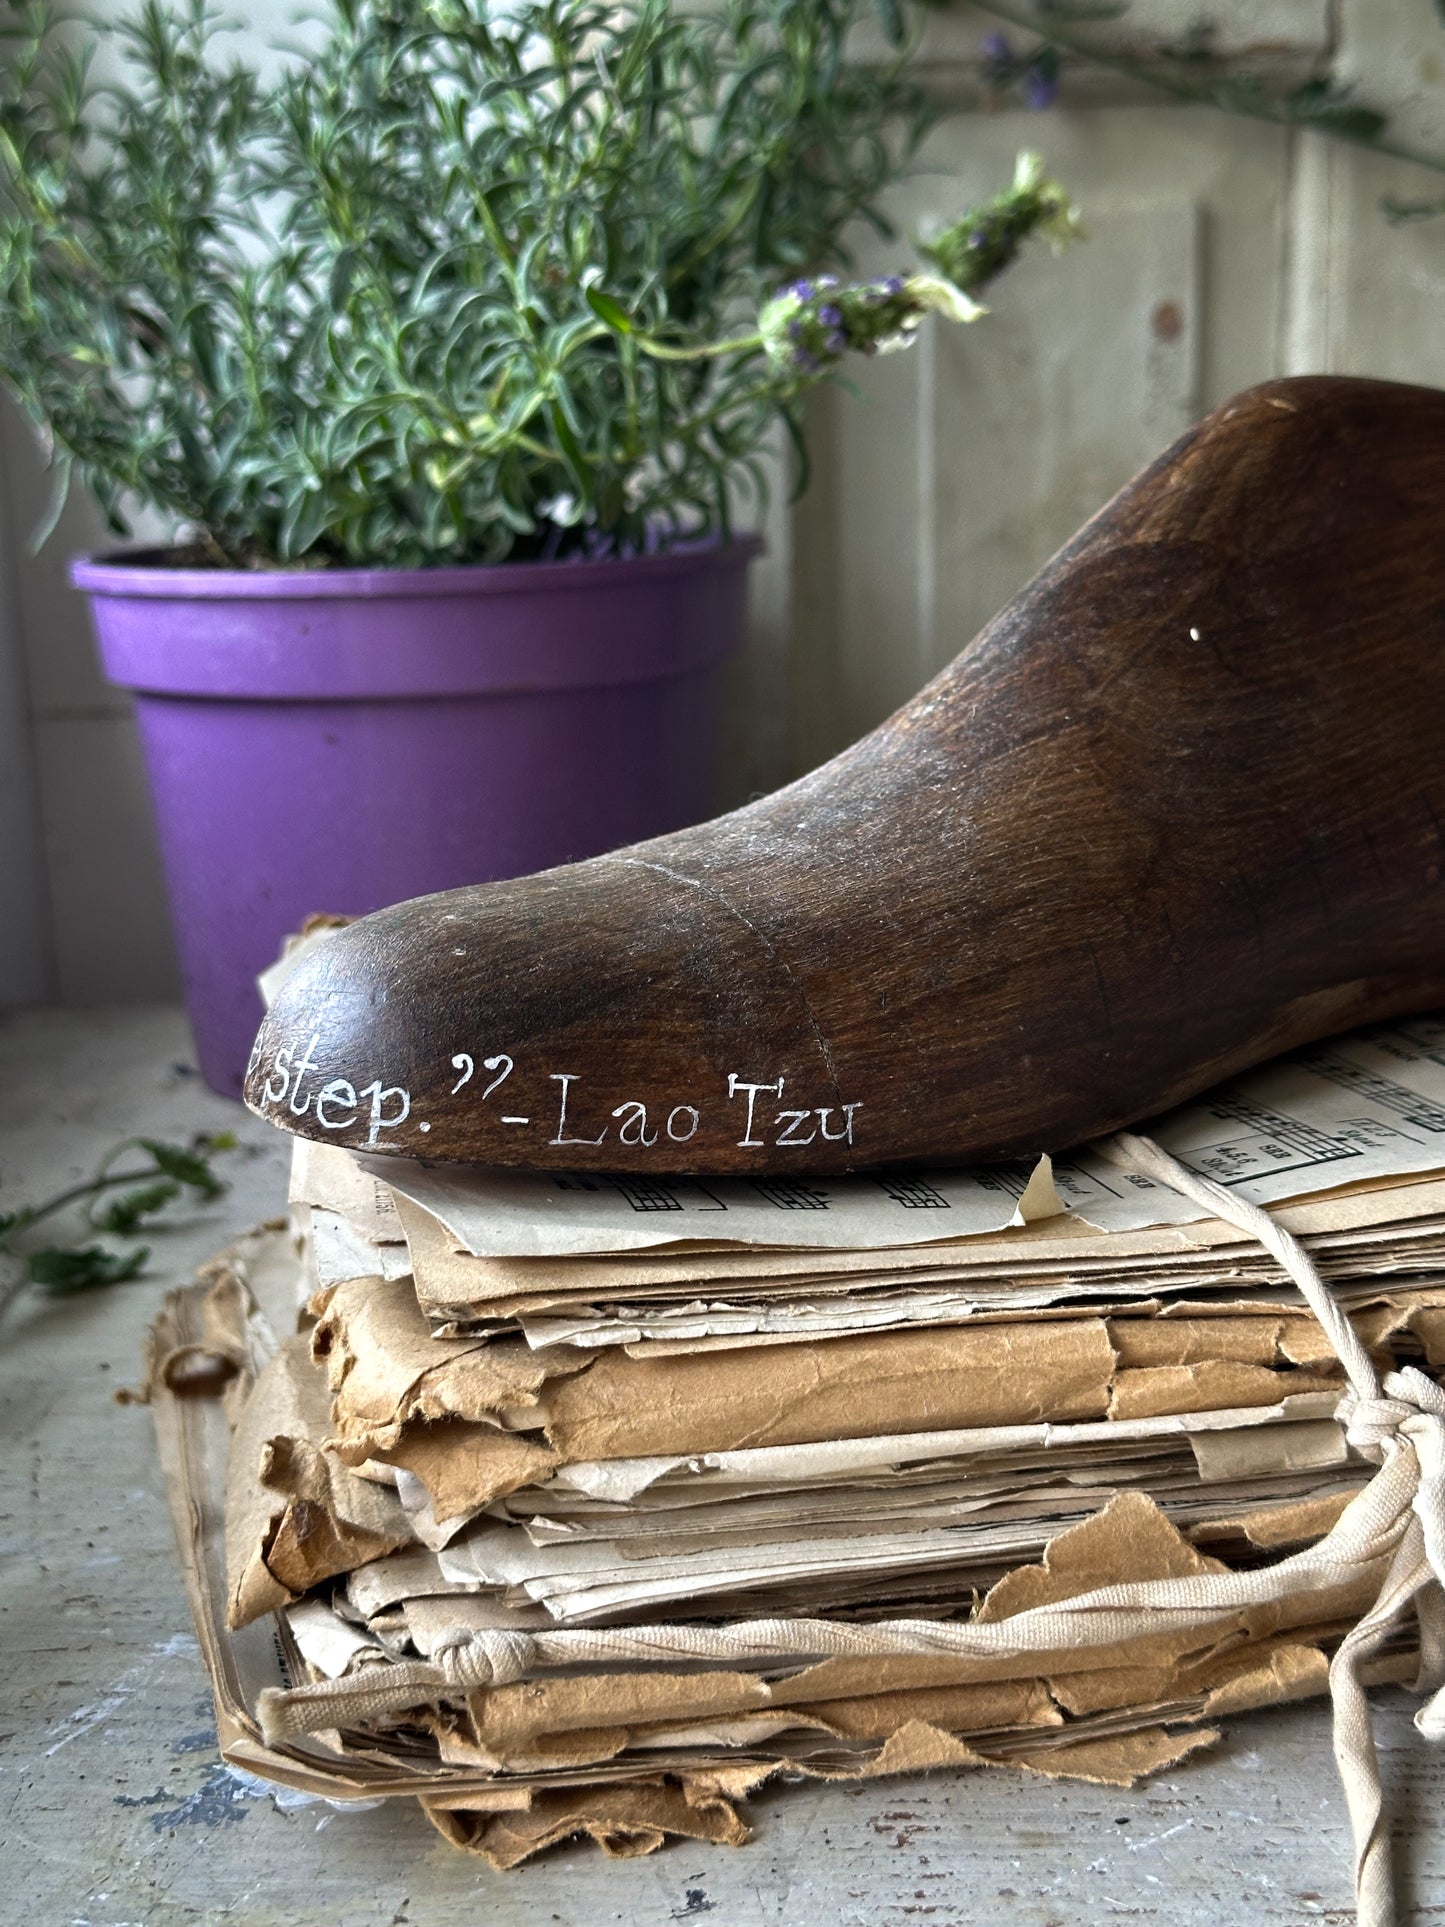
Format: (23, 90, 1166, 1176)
(3, 1007, 1442, 1926)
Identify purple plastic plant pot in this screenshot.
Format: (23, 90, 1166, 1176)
(71, 538, 760, 1098)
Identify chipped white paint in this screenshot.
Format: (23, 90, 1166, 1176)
(44, 1641, 197, 1755)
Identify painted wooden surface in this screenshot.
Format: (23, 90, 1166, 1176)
(4, 1006, 1445, 1923)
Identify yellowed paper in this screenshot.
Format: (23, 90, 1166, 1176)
(225, 1334, 414, 1628)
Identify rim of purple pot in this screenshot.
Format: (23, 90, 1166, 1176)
(70, 533, 763, 601)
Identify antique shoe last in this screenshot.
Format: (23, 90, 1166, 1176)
(246, 377, 1445, 1173)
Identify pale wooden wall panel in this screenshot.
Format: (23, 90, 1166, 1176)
(1280, 0, 1445, 381)
(789, 106, 1293, 767)
(1283, 136, 1445, 384)
(925, 199, 1200, 679)
(0, 438, 50, 1004)
(0, 403, 182, 1005)
(31, 717, 179, 1005)
(1336, 0, 1445, 161)
(716, 429, 796, 810)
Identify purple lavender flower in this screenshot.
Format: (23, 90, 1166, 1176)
(760, 262, 986, 380)
(981, 30, 1012, 63)
(1023, 65, 1059, 110)
(792, 279, 814, 300)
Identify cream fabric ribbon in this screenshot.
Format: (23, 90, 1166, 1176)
(258, 1130, 1445, 1926)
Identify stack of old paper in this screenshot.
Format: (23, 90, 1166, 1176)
(157, 1014, 1445, 1865)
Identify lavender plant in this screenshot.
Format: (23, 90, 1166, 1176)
(0, 0, 1077, 567)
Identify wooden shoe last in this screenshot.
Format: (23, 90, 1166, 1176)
(246, 377, 1445, 1173)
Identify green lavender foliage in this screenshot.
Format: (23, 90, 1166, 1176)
(0, 0, 951, 566)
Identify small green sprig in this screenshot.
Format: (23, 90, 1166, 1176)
(920, 153, 1081, 299)
(0, 1130, 234, 1315)
(756, 272, 980, 376)
(968, 1, 1440, 177)
(587, 154, 1080, 387)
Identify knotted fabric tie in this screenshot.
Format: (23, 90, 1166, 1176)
(255, 1130, 1445, 1926)
(430, 1626, 537, 1689)
(1097, 1133, 1445, 1927)
(258, 1627, 541, 1742)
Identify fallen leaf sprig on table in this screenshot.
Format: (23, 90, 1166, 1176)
(0, 1132, 235, 1317)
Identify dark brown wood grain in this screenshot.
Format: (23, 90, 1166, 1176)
(245, 376, 1445, 1173)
